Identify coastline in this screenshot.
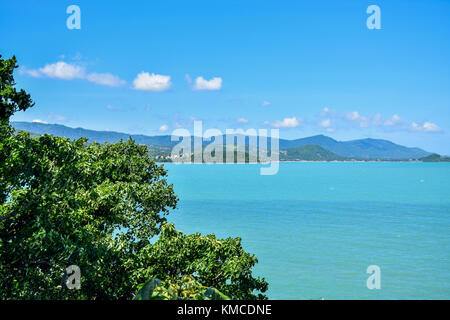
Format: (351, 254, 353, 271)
(156, 160, 437, 164)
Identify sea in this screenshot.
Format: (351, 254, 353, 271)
(162, 162, 450, 299)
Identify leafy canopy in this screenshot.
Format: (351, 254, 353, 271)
(136, 223, 268, 300)
(0, 133, 178, 299)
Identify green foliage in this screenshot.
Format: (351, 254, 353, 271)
(0, 54, 34, 121)
(0, 132, 178, 299)
(134, 278, 163, 300)
(136, 223, 268, 300)
(0, 54, 34, 207)
(133, 276, 230, 300)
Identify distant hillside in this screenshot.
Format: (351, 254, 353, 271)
(279, 145, 346, 161)
(420, 154, 450, 162)
(12, 121, 175, 146)
(278, 135, 430, 160)
(12, 122, 431, 160)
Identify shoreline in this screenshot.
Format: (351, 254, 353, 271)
(155, 160, 443, 164)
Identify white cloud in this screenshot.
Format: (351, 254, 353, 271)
(384, 114, 402, 126)
(24, 61, 125, 87)
(32, 119, 48, 124)
(159, 124, 169, 132)
(319, 118, 335, 132)
(411, 122, 442, 132)
(105, 105, 116, 111)
(319, 119, 331, 128)
(86, 72, 125, 87)
(423, 122, 441, 132)
(346, 111, 366, 122)
(194, 76, 222, 91)
(20, 67, 42, 78)
(39, 62, 85, 80)
(325, 110, 368, 128)
(272, 117, 301, 128)
(321, 108, 443, 133)
(133, 72, 171, 91)
(262, 101, 271, 107)
(237, 118, 249, 123)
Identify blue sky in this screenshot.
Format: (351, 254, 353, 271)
(1, 0, 449, 153)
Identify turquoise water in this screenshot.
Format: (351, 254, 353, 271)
(162, 162, 450, 299)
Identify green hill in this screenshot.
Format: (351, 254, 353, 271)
(420, 154, 450, 162)
(279, 145, 346, 161)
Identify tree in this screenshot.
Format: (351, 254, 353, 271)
(136, 223, 268, 300)
(0, 134, 178, 299)
(1, 54, 34, 208)
(0, 54, 34, 122)
(0, 54, 268, 300)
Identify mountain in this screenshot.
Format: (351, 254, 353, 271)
(278, 135, 430, 160)
(11, 122, 431, 160)
(12, 121, 176, 146)
(280, 145, 346, 161)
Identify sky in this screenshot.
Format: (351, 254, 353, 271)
(1, 0, 449, 154)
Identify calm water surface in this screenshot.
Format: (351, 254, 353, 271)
(162, 162, 450, 299)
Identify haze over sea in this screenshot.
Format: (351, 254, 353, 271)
(164, 162, 450, 299)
